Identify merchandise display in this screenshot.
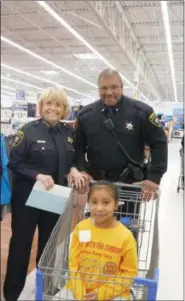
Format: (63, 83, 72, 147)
(172, 108, 184, 138)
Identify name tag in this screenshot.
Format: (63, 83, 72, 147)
(37, 140, 46, 143)
(79, 230, 91, 242)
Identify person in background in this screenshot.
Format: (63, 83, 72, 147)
(181, 123, 184, 187)
(181, 135, 184, 149)
(3, 87, 87, 301)
(0, 133, 11, 221)
(56, 181, 137, 301)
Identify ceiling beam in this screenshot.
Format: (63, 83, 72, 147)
(121, 1, 182, 9)
(88, 1, 164, 100)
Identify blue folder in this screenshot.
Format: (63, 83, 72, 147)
(26, 182, 72, 215)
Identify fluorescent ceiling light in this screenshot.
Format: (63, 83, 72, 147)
(1, 90, 15, 96)
(1, 76, 43, 90)
(161, 1, 178, 102)
(1, 36, 97, 89)
(74, 53, 99, 60)
(1, 84, 36, 96)
(40, 70, 60, 75)
(1, 63, 93, 99)
(1, 84, 16, 91)
(37, 1, 149, 101)
(1, 94, 15, 100)
(37, 2, 132, 86)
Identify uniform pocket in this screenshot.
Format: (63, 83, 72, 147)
(65, 144, 74, 152)
(30, 144, 53, 165)
(31, 144, 53, 152)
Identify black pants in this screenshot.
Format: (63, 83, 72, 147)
(3, 202, 59, 301)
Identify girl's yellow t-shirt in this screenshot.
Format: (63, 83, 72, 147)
(66, 218, 138, 301)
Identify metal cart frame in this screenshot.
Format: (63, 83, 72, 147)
(35, 183, 160, 300)
(177, 148, 184, 193)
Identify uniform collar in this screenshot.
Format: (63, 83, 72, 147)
(100, 95, 124, 113)
(41, 119, 62, 132)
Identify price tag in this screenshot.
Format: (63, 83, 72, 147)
(14, 110, 27, 120)
(1, 108, 12, 119)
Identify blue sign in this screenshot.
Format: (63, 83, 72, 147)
(68, 106, 81, 120)
(165, 115, 173, 121)
(16, 89, 25, 101)
(173, 108, 183, 117)
(173, 108, 184, 130)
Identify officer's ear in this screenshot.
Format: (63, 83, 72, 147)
(120, 82, 123, 93)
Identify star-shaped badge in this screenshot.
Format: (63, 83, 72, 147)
(67, 137, 73, 144)
(126, 122, 134, 131)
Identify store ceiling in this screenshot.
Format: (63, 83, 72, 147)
(1, 0, 184, 105)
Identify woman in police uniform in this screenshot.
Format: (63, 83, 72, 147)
(3, 88, 86, 301)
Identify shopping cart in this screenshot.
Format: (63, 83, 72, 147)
(177, 148, 184, 193)
(35, 183, 159, 300)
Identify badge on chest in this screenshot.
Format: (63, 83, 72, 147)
(67, 137, 73, 144)
(36, 140, 46, 150)
(125, 122, 134, 131)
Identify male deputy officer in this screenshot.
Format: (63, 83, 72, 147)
(71, 69, 167, 198)
(69, 69, 168, 278)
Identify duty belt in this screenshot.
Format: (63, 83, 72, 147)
(89, 168, 122, 181)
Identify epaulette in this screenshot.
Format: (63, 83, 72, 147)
(20, 119, 41, 132)
(124, 96, 153, 113)
(78, 101, 97, 118)
(60, 121, 73, 131)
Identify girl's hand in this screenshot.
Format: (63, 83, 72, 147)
(84, 291, 98, 300)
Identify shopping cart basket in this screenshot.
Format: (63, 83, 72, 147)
(36, 268, 159, 301)
(177, 148, 184, 193)
(35, 183, 159, 300)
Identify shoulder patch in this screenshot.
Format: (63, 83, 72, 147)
(60, 122, 73, 131)
(129, 97, 153, 112)
(21, 119, 40, 131)
(148, 112, 161, 128)
(13, 130, 24, 147)
(74, 118, 79, 128)
(78, 102, 96, 118)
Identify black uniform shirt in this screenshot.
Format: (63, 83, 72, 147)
(73, 95, 168, 184)
(9, 119, 74, 195)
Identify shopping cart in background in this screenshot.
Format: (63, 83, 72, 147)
(35, 183, 159, 301)
(177, 147, 184, 193)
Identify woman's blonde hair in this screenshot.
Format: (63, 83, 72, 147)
(38, 87, 71, 119)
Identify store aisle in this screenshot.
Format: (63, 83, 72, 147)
(157, 138, 183, 300)
(18, 139, 183, 300)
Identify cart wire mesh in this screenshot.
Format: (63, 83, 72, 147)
(37, 183, 159, 300)
(177, 148, 184, 192)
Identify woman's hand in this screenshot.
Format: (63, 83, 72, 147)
(36, 174, 54, 190)
(68, 167, 90, 192)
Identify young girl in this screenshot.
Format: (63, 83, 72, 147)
(63, 180, 138, 301)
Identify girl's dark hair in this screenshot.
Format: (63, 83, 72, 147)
(88, 180, 119, 203)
